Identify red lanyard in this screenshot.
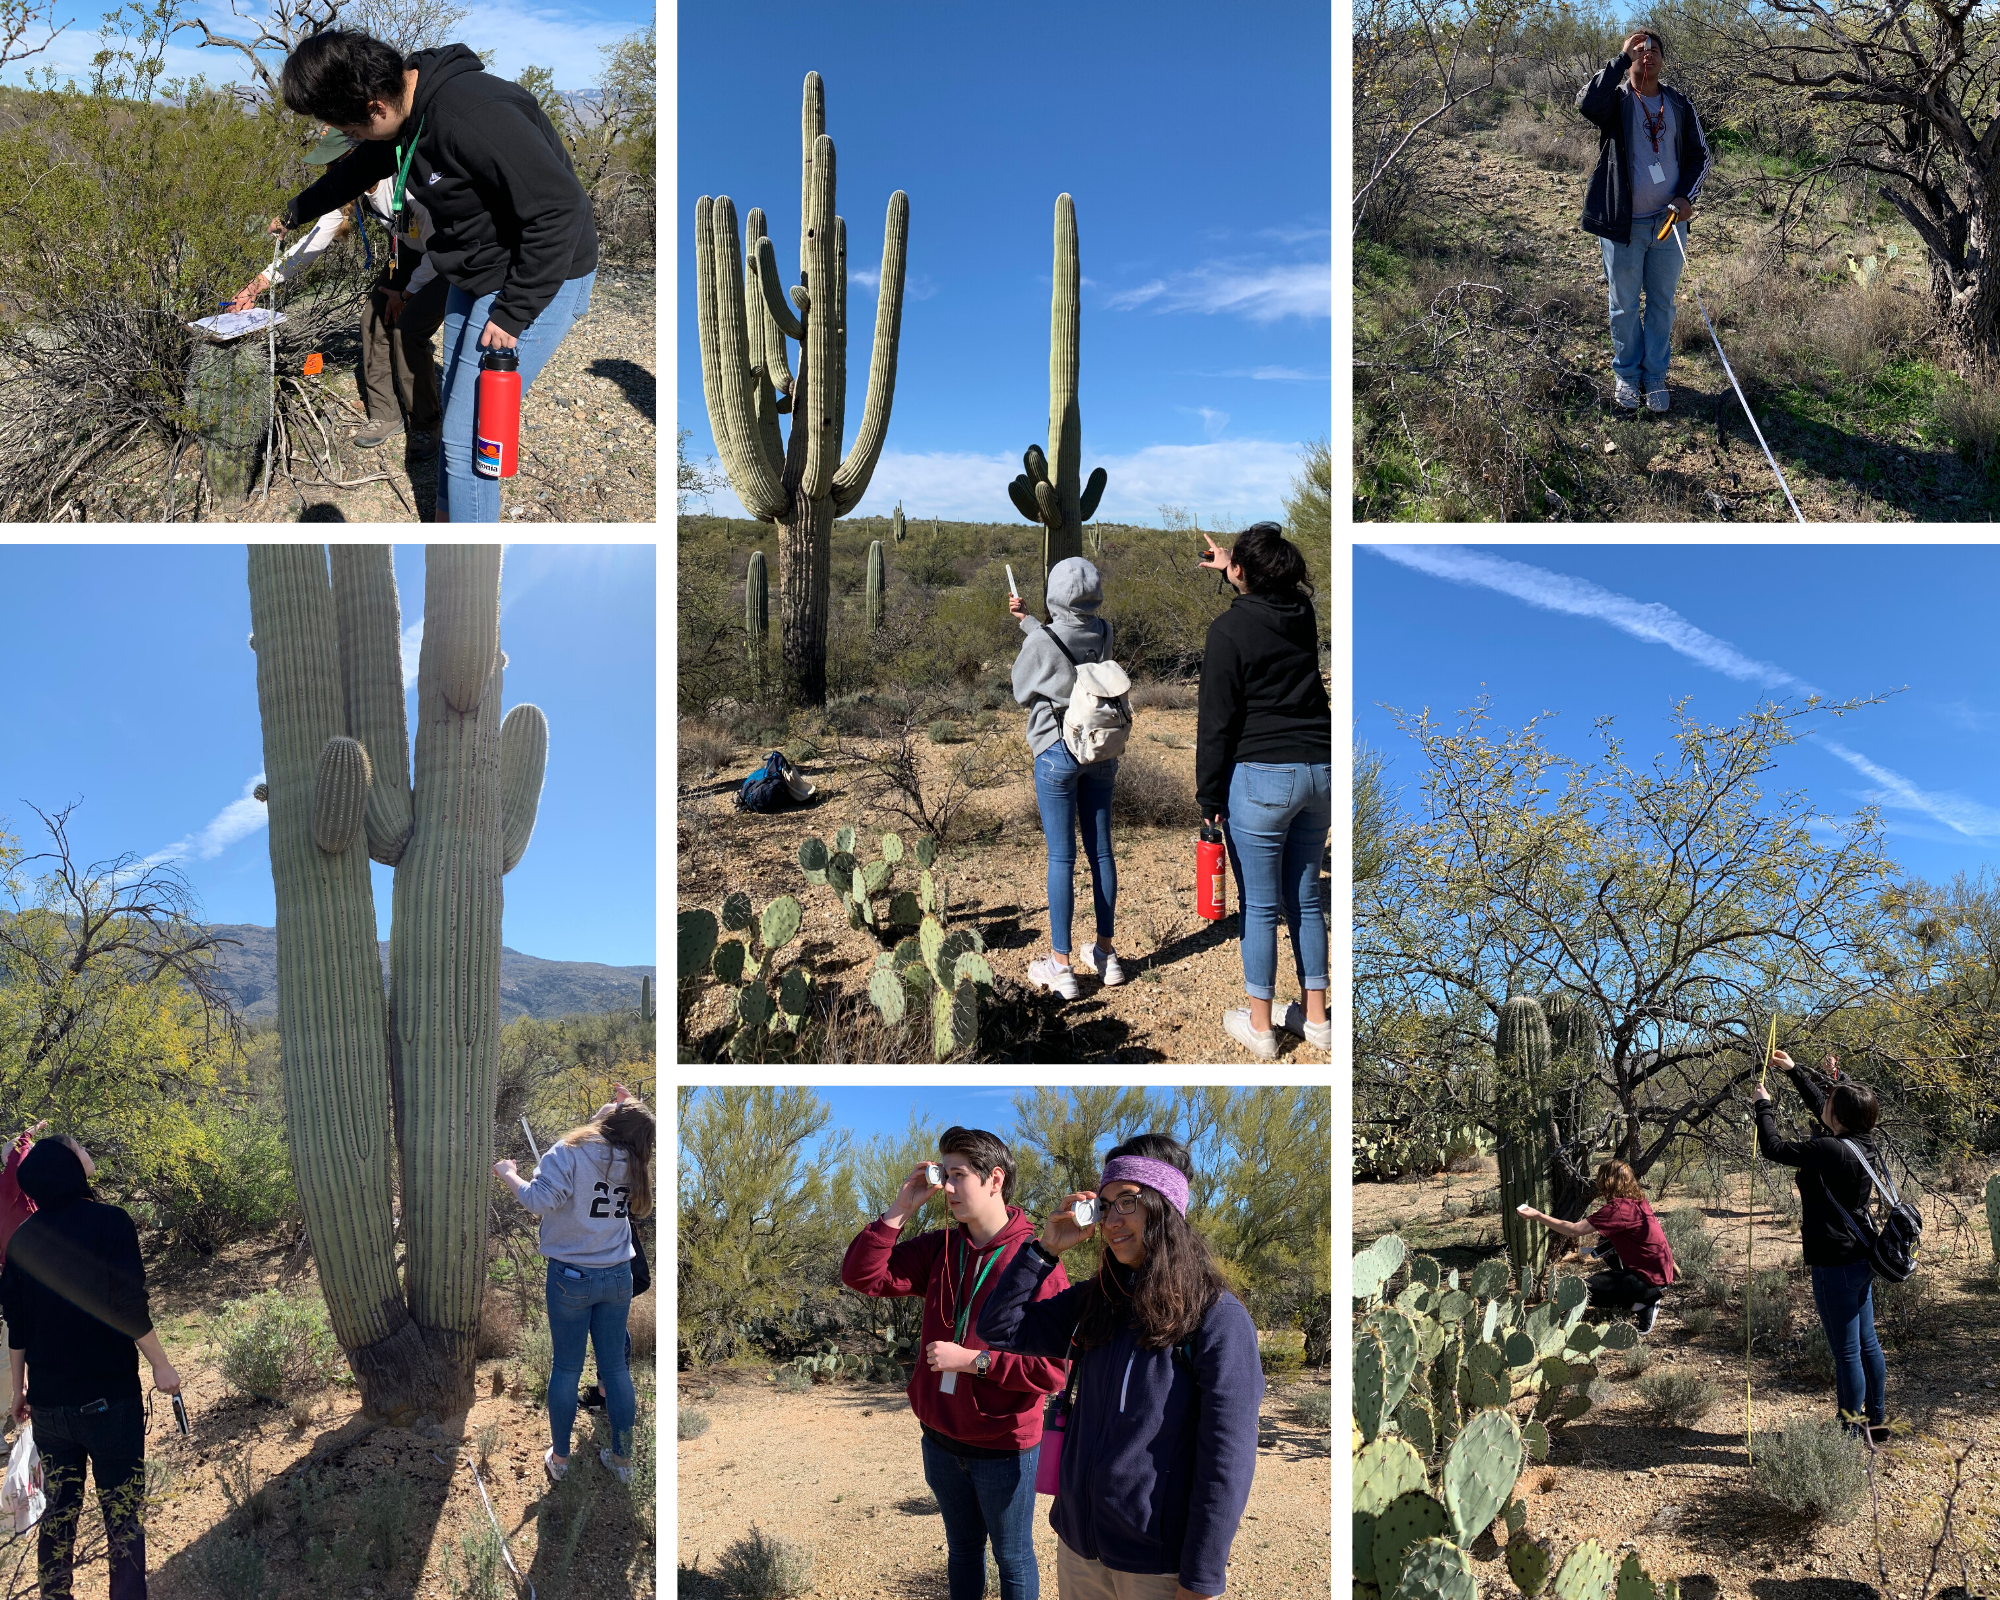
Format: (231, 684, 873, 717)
(1638, 91, 1666, 155)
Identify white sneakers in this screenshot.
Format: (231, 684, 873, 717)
(1028, 957, 1080, 1001)
(600, 1446, 632, 1484)
(544, 1447, 568, 1483)
(1278, 1002, 1333, 1051)
(1614, 379, 1641, 409)
(1222, 1009, 1278, 1060)
(1646, 388, 1670, 413)
(1078, 943, 1128, 986)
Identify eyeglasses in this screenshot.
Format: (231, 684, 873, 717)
(1093, 1195, 1143, 1218)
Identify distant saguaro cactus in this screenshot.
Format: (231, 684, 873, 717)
(892, 501, 906, 542)
(866, 540, 885, 630)
(746, 549, 769, 692)
(694, 71, 909, 707)
(1008, 195, 1108, 589)
(247, 544, 547, 1422)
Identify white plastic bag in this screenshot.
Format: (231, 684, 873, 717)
(2, 1423, 43, 1534)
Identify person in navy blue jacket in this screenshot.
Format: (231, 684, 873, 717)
(1575, 30, 1711, 414)
(977, 1134, 1263, 1599)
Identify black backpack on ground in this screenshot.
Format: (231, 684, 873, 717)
(1821, 1139, 1923, 1283)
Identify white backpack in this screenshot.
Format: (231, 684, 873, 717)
(1041, 620, 1133, 764)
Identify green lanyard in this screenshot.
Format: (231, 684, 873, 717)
(952, 1231, 1001, 1343)
(391, 114, 427, 225)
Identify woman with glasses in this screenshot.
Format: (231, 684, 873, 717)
(977, 1134, 1264, 1600)
(1194, 523, 1331, 1060)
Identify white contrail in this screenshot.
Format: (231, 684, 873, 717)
(1820, 742, 2000, 839)
(146, 773, 268, 867)
(1365, 545, 1814, 692)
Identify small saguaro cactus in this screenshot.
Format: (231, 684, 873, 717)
(187, 339, 271, 500)
(1495, 995, 1554, 1296)
(866, 540, 886, 630)
(1007, 194, 1109, 590)
(746, 550, 769, 690)
(891, 501, 906, 542)
(640, 975, 653, 1023)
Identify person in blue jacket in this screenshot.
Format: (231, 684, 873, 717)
(977, 1133, 1263, 1600)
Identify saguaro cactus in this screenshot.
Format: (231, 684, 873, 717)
(247, 545, 547, 1421)
(188, 340, 271, 500)
(694, 71, 909, 707)
(1007, 195, 1108, 589)
(746, 549, 769, 691)
(892, 501, 906, 542)
(866, 540, 885, 630)
(1495, 994, 1553, 1297)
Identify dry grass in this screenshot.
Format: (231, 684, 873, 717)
(679, 719, 737, 780)
(1109, 751, 1201, 829)
(475, 1286, 520, 1360)
(1934, 369, 2000, 468)
(1493, 104, 1594, 172)
(1129, 679, 1198, 712)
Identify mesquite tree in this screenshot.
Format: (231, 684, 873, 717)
(247, 544, 547, 1421)
(1006, 194, 1108, 591)
(693, 70, 908, 707)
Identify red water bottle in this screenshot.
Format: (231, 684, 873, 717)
(474, 346, 520, 479)
(1196, 823, 1226, 921)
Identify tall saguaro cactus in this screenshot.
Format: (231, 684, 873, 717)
(1008, 194, 1108, 590)
(695, 71, 909, 707)
(248, 545, 548, 1421)
(1495, 994, 1553, 1298)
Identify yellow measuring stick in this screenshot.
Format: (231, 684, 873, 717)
(1747, 1012, 1776, 1467)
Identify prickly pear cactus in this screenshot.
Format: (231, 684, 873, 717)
(1508, 1534, 1555, 1597)
(1374, 1489, 1451, 1591)
(1551, 1541, 1615, 1600)
(1392, 1536, 1476, 1600)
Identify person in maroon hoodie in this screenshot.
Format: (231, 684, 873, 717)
(1517, 1158, 1676, 1332)
(0, 1122, 48, 1271)
(841, 1127, 1070, 1600)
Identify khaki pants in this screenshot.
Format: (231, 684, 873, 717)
(1056, 1538, 1184, 1600)
(359, 252, 448, 430)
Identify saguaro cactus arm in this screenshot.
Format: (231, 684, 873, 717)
(329, 545, 412, 865)
(499, 704, 548, 874)
(313, 736, 372, 855)
(695, 194, 789, 522)
(801, 133, 839, 501)
(830, 189, 910, 517)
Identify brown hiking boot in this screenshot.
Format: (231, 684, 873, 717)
(353, 417, 404, 449)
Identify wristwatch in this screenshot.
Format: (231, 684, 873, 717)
(974, 1351, 992, 1378)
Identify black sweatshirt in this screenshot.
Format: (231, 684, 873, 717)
(1194, 589, 1333, 818)
(0, 1144, 153, 1407)
(1574, 55, 1711, 247)
(283, 44, 598, 336)
(1753, 1065, 1878, 1268)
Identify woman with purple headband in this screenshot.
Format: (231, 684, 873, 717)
(976, 1134, 1264, 1600)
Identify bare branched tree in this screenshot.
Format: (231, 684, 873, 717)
(175, 0, 344, 102)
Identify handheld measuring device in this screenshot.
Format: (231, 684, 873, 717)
(521, 1117, 541, 1164)
(1006, 564, 1019, 600)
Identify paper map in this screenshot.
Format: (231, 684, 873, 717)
(187, 309, 289, 341)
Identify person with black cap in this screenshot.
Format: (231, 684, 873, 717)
(231, 127, 447, 460)
(0, 1135, 180, 1600)
(270, 30, 599, 523)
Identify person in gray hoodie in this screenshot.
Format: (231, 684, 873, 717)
(1010, 556, 1124, 1000)
(494, 1093, 652, 1486)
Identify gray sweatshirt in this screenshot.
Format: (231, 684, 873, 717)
(1011, 556, 1115, 758)
(516, 1138, 638, 1270)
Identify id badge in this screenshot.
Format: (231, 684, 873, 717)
(1649, 162, 1666, 185)
(939, 1370, 958, 1394)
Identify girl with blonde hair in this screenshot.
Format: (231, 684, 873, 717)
(495, 1086, 653, 1484)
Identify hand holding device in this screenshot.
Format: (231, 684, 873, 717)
(1071, 1197, 1098, 1229)
(1040, 1191, 1099, 1253)
(171, 1393, 190, 1436)
(1006, 564, 1019, 599)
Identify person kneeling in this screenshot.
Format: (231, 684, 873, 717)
(1518, 1159, 1676, 1333)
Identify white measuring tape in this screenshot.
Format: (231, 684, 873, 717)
(261, 231, 281, 501)
(1657, 213, 1805, 524)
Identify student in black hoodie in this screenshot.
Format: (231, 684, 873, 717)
(1754, 1050, 1889, 1441)
(274, 32, 600, 523)
(1, 1137, 181, 1600)
(1195, 523, 1332, 1062)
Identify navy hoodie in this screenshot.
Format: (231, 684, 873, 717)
(283, 44, 599, 335)
(1575, 54, 1711, 246)
(979, 1243, 1264, 1596)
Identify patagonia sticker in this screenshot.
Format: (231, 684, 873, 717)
(475, 436, 503, 476)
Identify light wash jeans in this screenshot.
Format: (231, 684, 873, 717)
(1032, 740, 1117, 956)
(545, 1255, 636, 1458)
(1600, 211, 1685, 395)
(1224, 760, 1331, 1001)
(436, 270, 595, 522)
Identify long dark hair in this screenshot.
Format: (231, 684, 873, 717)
(1074, 1133, 1226, 1350)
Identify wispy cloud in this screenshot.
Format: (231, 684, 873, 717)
(401, 622, 423, 688)
(1364, 545, 1814, 693)
(147, 773, 268, 867)
(1820, 742, 2000, 839)
(846, 438, 1304, 523)
(1176, 405, 1230, 440)
(1104, 261, 1329, 323)
(1258, 223, 1333, 245)
(851, 262, 936, 301)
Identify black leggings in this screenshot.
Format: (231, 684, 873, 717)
(1588, 1267, 1655, 1312)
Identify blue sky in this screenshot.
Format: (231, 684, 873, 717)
(1356, 543, 2000, 889)
(678, 0, 1331, 527)
(0, 0, 649, 98)
(0, 543, 654, 966)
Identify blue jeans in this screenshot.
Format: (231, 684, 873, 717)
(436, 271, 595, 522)
(1224, 761, 1331, 1001)
(1033, 740, 1117, 956)
(1600, 211, 1685, 393)
(920, 1434, 1041, 1600)
(546, 1257, 636, 1458)
(1810, 1260, 1886, 1430)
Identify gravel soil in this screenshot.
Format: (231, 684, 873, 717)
(676, 1366, 1331, 1599)
(675, 703, 1333, 1065)
(1354, 1160, 2000, 1599)
(0, 1235, 658, 1599)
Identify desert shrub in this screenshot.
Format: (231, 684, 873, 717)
(535, 1468, 597, 1591)
(212, 1290, 346, 1403)
(715, 1524, 814, 1600)
(447, 1520, 506, 1600)
(928, 719, 966, 745)
(1110, 752, 1201, 829)
(1294, 1384, 1333, 1429)
(519, 30, 654, 268)
(1682, 1305, 1718, 1337)
(357, 1472, 411, 1570)
(220, 1454, 277, 1530)
(520, 1316, 555, 1405)
(194, 1534, 267, 1600)
(1128, 678, 1197, 712)
(1495, 104, 1593, 170)
(475, 1287, 520, 1360)
(1815, 281, 1922, 379)
(1442, 1134, 1485, 1173)
(1935, 370, 2000, 470)
(154, 1097, 300, 1255)
(1622, 1342, 1655, 1377)
(1873, 1270, 1946, 1348)
(629, 1292, 657, 1356)
(1746, 1268, 1795, 1349)
(1637, 1369, 1724, 1429)
(1660, 1208, 1716, 1277)
(680, 721, 736, 779)
(773, 1366, 812, 1395)
(1795, 1329, 1837, 1386)
(679, 1405, 712, 1440)
(1751, 1417, 1868, 1522)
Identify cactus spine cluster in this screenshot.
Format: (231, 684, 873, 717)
(746, 550, 769, 691)
(866, 540, 886, 630)
(695, 71, 909, 707)
(248, 546, 546, 1420)
(1007, 194, 1108, 590)
(1353, 1230, 1665, 1600)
